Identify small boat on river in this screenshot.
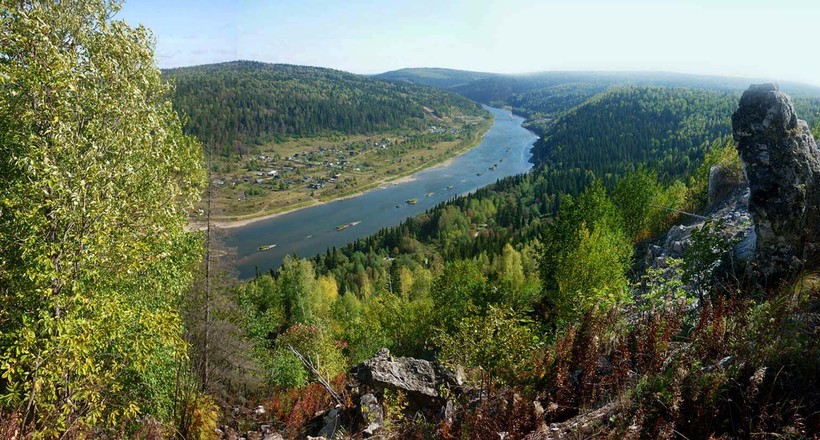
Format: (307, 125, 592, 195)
(336, 220, 361, 231)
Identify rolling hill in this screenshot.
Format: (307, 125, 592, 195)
(377, 68, 820, 130)
(373, 67, 498, 89)
(165, 61, 488, 156)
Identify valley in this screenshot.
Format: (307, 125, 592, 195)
(225, 106, 536, 279)
(5, 2, 820, 438)
(165, 61, 492, 221)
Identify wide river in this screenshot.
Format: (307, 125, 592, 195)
(225, 106, 537, 279)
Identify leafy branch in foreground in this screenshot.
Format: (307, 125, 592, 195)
(0, 0, 204, 435)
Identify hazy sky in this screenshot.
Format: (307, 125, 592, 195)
(118, 0, 820, 86)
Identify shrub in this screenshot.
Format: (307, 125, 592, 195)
(437, 306, 541, 386)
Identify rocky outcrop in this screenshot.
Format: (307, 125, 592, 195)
(647, 84, 820, 284)
(350, 348, 462, 399)
(732, 83, 820, 280)
(645, 185, 753, 269)
(345, 348, 468, 436)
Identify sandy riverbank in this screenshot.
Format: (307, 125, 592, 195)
(202, 173, 419, 229)
(202, 121, 492, 229)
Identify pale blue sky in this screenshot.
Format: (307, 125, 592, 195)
(118, 0, 820, 86)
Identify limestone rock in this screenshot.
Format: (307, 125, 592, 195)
(665, 224, 700, 257)
(360, 393, 383, 437)
(351, 348, 460, 398)
(735, 228, 757, 262)
(732, 83, 820, 279)
(440, 398, 458, 426)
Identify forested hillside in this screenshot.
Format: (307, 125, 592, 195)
(306, 87, 738, 277)
(530, 86, 737, 174)
(452, 72, 608, 106)
(507, 82, 608, 119)
(373, 67, 497, 89)
(379, 68, 820, 133)
(166, 61, 487, 156)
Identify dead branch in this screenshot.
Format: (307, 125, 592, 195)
(287, 345, 344, 406)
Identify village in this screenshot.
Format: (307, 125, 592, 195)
(203, 117, 488, 219)
(213, 138, 392, 201)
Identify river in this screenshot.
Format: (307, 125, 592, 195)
(224, 106, 537, 279)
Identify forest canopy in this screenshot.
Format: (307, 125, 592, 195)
(165, 61, 488, 156)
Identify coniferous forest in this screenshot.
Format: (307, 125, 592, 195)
(165, 62, 487, 156)
(2, 1, 820, 439)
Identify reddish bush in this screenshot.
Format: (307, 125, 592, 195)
(265, 373, 346, 438)
(447, 387, 537, 440)
(0, 413, 26, 440)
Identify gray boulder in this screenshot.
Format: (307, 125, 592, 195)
(665, 223, 701, 257)
(351, 348, 461, 399)
(439, 398, 461, 427)
(732, 83, 820, 280)
(360, 393, 383, 437)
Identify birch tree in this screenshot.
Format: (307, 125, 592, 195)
(0, 0, 204, 435)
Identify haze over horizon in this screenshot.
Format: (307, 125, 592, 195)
(119, 0, 820, 87)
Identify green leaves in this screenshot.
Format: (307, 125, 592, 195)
(437, 306, 540, 386)
(682, 219, 740, 302)
(555, 220, 632, 316)
(612, 168, 658, 241)
(0, 0, 204, 434)
(540, 181, 633, 325)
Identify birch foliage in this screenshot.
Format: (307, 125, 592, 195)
(0, 0, 204, 434)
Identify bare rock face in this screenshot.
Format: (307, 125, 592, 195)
(350, 348, 461, 399)
(732, 83, 820, 280)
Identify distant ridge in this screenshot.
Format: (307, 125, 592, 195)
(374, 67, 498, 89)
(377, 67, 820, 106)
(376, 67, 820, 137)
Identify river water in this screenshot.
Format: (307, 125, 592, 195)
(224, 106, 537, 279)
